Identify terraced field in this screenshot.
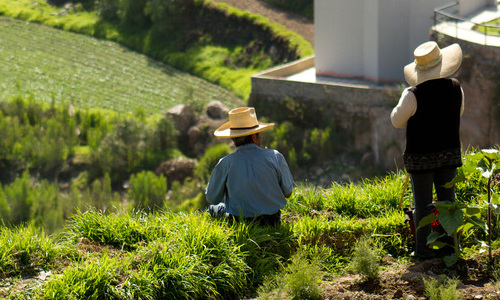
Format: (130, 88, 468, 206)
(0, 17, 243, 115)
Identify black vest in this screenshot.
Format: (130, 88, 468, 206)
(403, 78, 462, 173)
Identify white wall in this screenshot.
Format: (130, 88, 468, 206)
(377, 0, 411, 81)
(459, 0, 493, 16)
(315, 0, 467, 83)
(315, 0, 365, 77)
(362, 0, 379, 80)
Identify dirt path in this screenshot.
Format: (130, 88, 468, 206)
(210, 0, 315, 45)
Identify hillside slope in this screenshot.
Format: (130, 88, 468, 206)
(211, 0, 314, 45)
(0, 16, 243, 115)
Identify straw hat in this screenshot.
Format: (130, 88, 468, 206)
(404, 41, 462, 86)
(214, 107, 274, 138)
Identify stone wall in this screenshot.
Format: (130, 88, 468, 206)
(249, 72, 406, 171)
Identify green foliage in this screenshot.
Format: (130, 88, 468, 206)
(286, 173, 405, 219)
(231, 222, 295, 285)
(258, 251, 324, 300)
(424, 276, 463, 300)
(422, 148, 500, 266)
(0, 0, 312, 101)
(0, 96, 178, 185)
(267, 121, 340, 171)
(349, 236, 381, 280)
(283, 252, 324, 299)
(0, 16, 242, 114)
(128, 171, 167, 212)
(194, 143, 232, 183)
(419, 200, 485, 266)
(0, 224, 72, 277)
(42, 254, 123, 299)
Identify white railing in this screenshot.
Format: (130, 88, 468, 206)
(434, 1, 500, 45)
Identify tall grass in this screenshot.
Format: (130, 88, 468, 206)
(0, 225, 72, 277)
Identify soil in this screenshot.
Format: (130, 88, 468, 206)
(208, 2, 500, 299)
(210, 0, 315, 45)
(320, 253, 500, 299)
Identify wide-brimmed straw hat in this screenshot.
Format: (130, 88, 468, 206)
(404, 41, 462, 86)
(214, 107, 274, 138)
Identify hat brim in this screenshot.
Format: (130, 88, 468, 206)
(214, 122, 275, 138)
(404, 43, 462, 86)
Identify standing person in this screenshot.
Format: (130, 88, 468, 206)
(391, 41, 464, 260)
(205, 107, 294, 226)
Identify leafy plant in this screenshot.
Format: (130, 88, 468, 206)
(128, 171, 167, 213)
(420, 148, 500, 266)
(258, 251, 324, 300)
(349, 236, 381, 280)
(423, 276, 462, 300)
(194, 143, 232, 184)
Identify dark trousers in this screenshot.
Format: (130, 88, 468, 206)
(207, 203, 281, 226)
(411, 168, 457, 259)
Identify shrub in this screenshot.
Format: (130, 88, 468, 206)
(257, 251, 324, 300)
(194, 143, 232, 183)
(424, 276, 462, 300)
(128, 171, 167, 212)
(284, 252, 324, 299)
(3, 172, 34, 226)
(349, 236, 381, 280)
(261, 0, 313, 19)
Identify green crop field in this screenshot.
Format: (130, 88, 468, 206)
(0, 17, 243, 115)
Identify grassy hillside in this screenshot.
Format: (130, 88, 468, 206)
(0, 0, 313, 101)
(0, 17, 243, 115)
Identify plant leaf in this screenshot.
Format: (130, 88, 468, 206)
(438, 208, 463, 235)
(417, 213, 437, 230)
(442, 169, 466, 188)
(465, 206, 481, 215)
(468, 215, 487, 231)
(429, 240, 448, 250)
(443, 254, 458, 267)
(477, 159, 493, 179)
(426, 231, 446, 244)
(489, 203, 500, 215)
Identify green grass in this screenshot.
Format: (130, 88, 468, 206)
(0, 0, 314, 102)
(472, 17, 500, 36)
(0, 16, 243, 115)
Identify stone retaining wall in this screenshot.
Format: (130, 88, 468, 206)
(249, 61, 405, 170)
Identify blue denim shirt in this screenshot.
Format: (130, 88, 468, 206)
(205, 144, 293, 217)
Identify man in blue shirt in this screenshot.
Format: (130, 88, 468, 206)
(205, 107, 294, 226)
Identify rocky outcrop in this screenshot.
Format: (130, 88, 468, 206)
(167, 101, 230, 158)
(155, 157, 198, 187)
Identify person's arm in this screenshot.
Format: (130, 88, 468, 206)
(460, 87, 465, 116)
(276, 151, 294, 198)
(205, 159, 226, 204)
(391, 87, 417, 128)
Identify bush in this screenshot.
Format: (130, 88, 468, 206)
(194, 143, 232, 183)
(128, 171, 167, 212)
(349, 236, 381, 280)
(284, 252, 324, 299)
(424, 276, 462, 300)
(257, 251, 324, 300)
